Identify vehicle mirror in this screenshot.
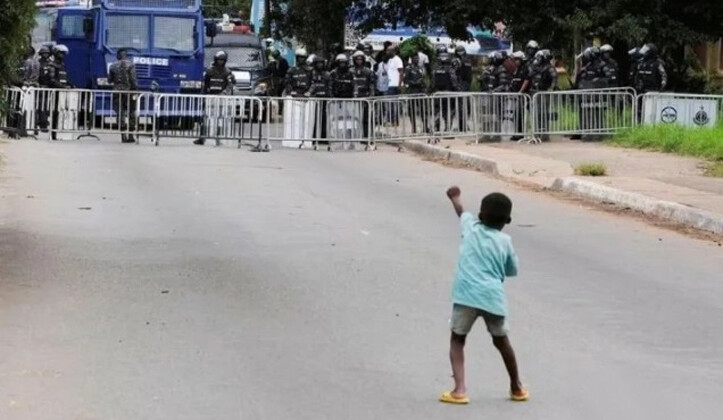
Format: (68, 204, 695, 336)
(83, 18, 94, 35)
(205, 21, 217, 38)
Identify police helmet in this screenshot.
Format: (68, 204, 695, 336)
(312, 55, 325, 64)
(336, 53, 349, 63)
(438, 51, 451, 64)
(601, 44, 613, 53)
(435, 44, 447, 54)
(54, 44, 69, 55)
(38, 45, 51, 55)
(271, 49, 281, 58)
(455, 45, 466, 55)
(356, 43, 365, 51)
(214, 50, 228, 62)
(628, 47, 640, 57)
(352, 50, 365, 64)
(526, 40, 539, 49)
(116, 48, 128, 59)
(511, 51, 525, 61)
(295, 48, 308, 58)
(363, 43, 373, 53)
(489, 51, 503, 66)
(640, 43, 657, 58)
(589, 46, 600, 59)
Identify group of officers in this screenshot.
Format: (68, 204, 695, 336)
(10, 37, 669, 142)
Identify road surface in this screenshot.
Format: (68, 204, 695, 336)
(1, 139, 722, 420)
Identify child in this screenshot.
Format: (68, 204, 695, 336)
(439, 186, 528, 404)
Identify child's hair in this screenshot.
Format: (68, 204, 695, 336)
(478, 192, 512, 229)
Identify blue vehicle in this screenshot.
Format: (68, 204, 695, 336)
(53, 0, 206, 93)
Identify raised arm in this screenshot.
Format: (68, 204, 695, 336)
(446, 186, 464, 217)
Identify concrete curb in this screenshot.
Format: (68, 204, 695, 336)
(404, 140, 723, 235)
(550, 178, 723, 234)
(403, 140, 499, 175)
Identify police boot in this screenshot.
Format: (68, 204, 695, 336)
(121, 135, 135, 143)
(193, 138, 205, 145)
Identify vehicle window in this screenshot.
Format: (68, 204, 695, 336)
(106, 15, 149, 49)
(32, 11, 56, 47)
(154, 16, 195, 52)
(61, 15, 85, 38)
(205, 46, 264, 70)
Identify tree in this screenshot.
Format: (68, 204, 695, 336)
(0, 0, 36, 88)
(203, 0, 252, 19)
(267, 0, 350, 53)
(364, 0, 723, 90)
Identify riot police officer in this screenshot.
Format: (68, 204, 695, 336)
(600, 44, 618, 87)
(635, 43, 667, 93)
(331, 54, 355, 98)
(108, 48, 138, 143)
(528, 49, 557, 141)
(36, 45, 55, 132)
(308, 55, 331, 143)
(404, 53, 427, 133)
(284, 48, 312, 97)
(479, 51, 509, 92)
(454, 46, 473, 92)
(432, 50, 460, 132)
(49, 45, 71, 140)
(349, 52, 375, 142)
(51, 45, 71, 88)
(627, 47, 642, 88)
(194, 50, 236, 145)
(509, 51, 527, 140)
(525, 41, 540, 65)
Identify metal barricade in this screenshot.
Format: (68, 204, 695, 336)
(531, 89, 636, 141)
(1, 86, 28, 137)
(370, 94, 433, 145)
(263, 97, 374, 151)
(153, 93, 266, 149)
(25, 87, 155, 142)
(637, 92, 723, 128)
(426, 92, 478, 142)
(469, 92, 531, 141)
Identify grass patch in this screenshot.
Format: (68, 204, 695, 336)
(609, 124, 723, 161)
(575, 162, 608, 176)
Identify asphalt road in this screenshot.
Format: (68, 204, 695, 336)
(1, 138, 722, 420)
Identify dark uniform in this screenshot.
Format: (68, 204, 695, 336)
(635, 57, 667, 93)
(432, 53, 460, 132)
(108, 53, 138, 142)
(50, 46, 71, 140)
(348, 59, 374, 140)
(309, 64, 331, 141)
(284, 65, 312, 97)
(404, 62, 427, 133)
(509, 57, 528, 139)
(195, 58, 236, 145)
(37, 50, 55, 131)
(527, 52, 557, 140)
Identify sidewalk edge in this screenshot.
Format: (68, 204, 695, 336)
(403, 140, 723, 235)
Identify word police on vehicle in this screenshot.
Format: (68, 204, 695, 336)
(132, 57, 170, 66)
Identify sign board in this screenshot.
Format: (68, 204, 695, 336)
(643, 96, 718, 128)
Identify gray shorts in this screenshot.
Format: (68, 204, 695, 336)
(450, 304, 508, 337)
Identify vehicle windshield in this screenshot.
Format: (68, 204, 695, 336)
(205, 46, 264, 70)
(154, 16, 196, 53)
(32, 10, 57, 48)
(106, 14, 150, 50)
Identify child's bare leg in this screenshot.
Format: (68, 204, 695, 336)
(449, 332, 467, 396)
(492, 336, 524, 394)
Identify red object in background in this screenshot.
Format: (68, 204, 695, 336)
(233, 24, 252, 34)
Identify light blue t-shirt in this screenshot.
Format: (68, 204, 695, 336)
(451, 212, 519, 316)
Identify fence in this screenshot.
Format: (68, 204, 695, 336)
(7, 86, 722, 147)
(1, 87, 28, 137)
(530, 88, 637, 140)
(153, 93, 266, 149)
(262, 97, 374, 150)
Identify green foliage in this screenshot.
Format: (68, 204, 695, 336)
(610, 123, 723, 162)
(575, 162, 608, 176)
(0, 0, 36, 88)
(399, 35, 435, 60)
(267, 0, 348, 53)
